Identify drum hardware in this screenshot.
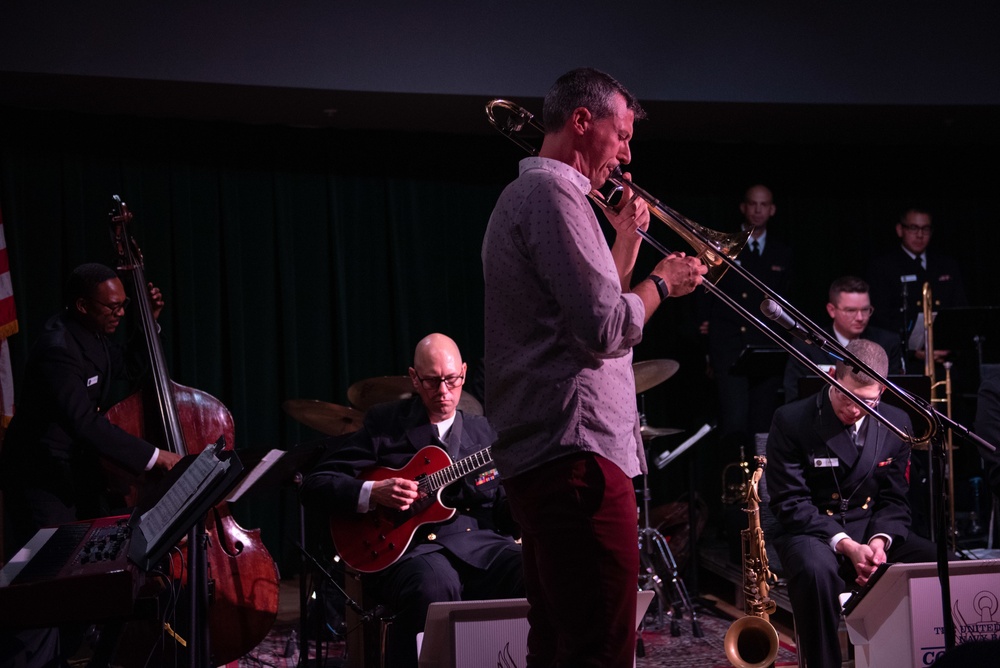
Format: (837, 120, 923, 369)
(282, 399, 366, 437)
(637, 463, 702, 638)
(636, 393, 684, 442)
(637, 390, 702, 637)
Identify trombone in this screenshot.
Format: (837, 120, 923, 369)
(921, 282, 958, 548)
(486, 98, 942, 446)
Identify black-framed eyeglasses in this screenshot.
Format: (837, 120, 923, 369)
(90, 297, 131, 314)
(413, 372, 465, 390)
(900, 223, 933, 235)
(834, 305, 875, 318)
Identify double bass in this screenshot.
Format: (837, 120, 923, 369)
(104, 195, 280, 665)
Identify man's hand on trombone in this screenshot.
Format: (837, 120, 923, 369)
(653, 252, 707, 299)
(601, 172, 650, 239)
(603, 172, 651, 291)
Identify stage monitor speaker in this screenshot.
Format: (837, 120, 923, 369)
(843, 559, 1000, 668)
(417, 591, 654, 668)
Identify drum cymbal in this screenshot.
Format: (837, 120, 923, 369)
(282, 399, 365, 436)
(640, 424, 684, 441)
(347, 376, 414, 411)
(633, 359, 680, 394)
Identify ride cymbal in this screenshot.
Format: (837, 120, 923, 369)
(639, 424, 684, 441)
(282, 399, 365, 436)
(633, 359, 680, 394)
(347, 376, 415, 411)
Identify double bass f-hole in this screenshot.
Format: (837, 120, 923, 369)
(105, 195, 279, 666)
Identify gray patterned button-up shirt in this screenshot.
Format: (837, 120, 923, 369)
(482, 156, 646, 480)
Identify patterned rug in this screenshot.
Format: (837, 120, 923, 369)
(238, 610, 798, 668)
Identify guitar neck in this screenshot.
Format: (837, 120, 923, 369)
(421, 446, 493, 494)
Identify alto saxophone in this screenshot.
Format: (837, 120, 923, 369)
(724, 456, 780, 668)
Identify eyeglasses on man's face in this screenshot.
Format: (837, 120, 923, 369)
(90, 297, 131, 315)
(834, 305, 874, 318)
(833, 385, 881, 408)
(413, 372, 465, 390)
(900, 223, 933, 235)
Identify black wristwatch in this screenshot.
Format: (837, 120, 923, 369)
(650, 275, 669, 301)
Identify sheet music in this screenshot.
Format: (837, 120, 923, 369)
(908, 312, 927, 351)
(225, 448, 283, 503)
(655, 423, 713, 469)
(138, 443, 231, 554)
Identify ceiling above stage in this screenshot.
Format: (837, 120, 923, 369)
(1, 71, 997, 148)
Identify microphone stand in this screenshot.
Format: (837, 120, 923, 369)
(899, 277, 910, 374)
(293, 541, 390, 667)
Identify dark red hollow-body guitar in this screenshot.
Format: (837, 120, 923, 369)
(329, 444, 495, 573)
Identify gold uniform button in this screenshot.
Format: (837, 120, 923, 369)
(831, 493, 840, 500)
(427, 533, 437, 541)
(739, 326, 747, 333)
(826, 510, 834, 516)
(466, 528, 471, 532)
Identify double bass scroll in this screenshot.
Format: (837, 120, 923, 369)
(104, 195, 279, 666)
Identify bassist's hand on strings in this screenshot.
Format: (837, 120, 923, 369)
(146, 282, 165, 320)
(370, 477, 420, 511)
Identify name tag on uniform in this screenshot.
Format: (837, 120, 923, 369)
(87, 375, 99, 387)
(813, 457, 839, 468)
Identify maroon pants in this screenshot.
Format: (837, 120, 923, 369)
(503, 452, 639, 668)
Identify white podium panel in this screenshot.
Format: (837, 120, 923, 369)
(844, 560, 1000, 668)
(418, 591, 654, 668)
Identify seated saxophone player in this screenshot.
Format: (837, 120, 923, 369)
(765, 339, 938, 668)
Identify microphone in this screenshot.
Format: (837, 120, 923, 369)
(760, 298, 827, 347)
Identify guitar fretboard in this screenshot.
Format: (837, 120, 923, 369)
(420, 446, 493, 493)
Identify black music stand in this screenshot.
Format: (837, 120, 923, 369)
(225, 439, 330, 667)
(87, 440, 244, 668)
(730, 345, 788, 378)
(932, 306, 1000, 366)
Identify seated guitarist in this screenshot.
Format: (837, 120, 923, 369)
(301, 333, 524, 668)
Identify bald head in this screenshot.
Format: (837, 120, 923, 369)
(740, 184, 776, 232)
(414, 333, 462, 370)
(410, 333, 467, 423)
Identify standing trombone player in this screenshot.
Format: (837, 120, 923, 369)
(483, 67, 706, 667)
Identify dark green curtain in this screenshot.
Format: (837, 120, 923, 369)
(2, 105, 999, 571)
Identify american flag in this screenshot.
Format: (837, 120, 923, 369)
(0, 209, 17, 427)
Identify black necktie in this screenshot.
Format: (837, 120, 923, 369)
(750, 239, 759, 256)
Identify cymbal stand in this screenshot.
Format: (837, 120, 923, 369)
(636, 465, 702, 638)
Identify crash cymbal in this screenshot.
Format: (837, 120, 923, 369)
(282, 399, 365, 436)
(633, 359, 680, 394)
(347, 376, 414, 411)
(640, 424, 684, 441)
